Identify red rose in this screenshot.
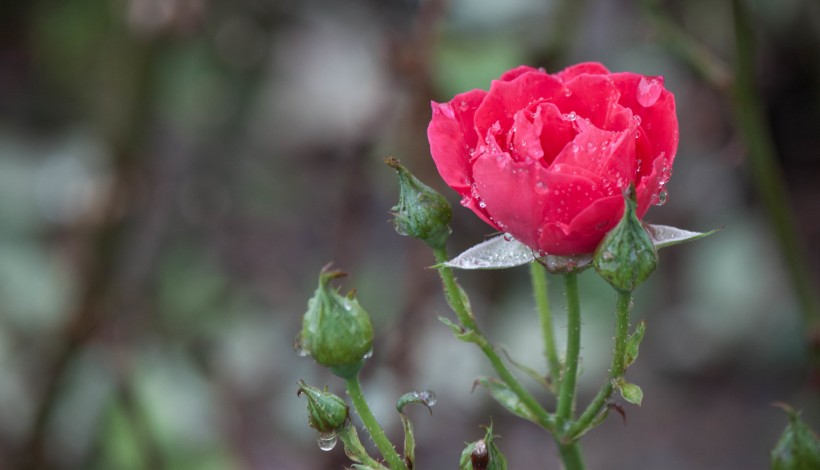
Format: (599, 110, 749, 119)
(427, 63, 678, 256)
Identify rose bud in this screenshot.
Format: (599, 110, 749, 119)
(296, 380, 349, 434)
(296, 267, 374, 379)
(427, 63, 677, 256)
(771, 404, 820, 470)
(459, 425, 507, 470)
(386, 157, 452, 249)
(593, 188, 658, 292)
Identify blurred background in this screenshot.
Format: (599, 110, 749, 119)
(0, 0, 818, 468)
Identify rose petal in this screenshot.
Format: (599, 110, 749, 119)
(555, 62, 611, 82)
(610, 72, 679, 174)
(556, 74, 621, 128)
(534, 102, 577, 165)
(472, 152, 550, 248)
(474, 71, 564, 137)
(427, 89, 487, 191)
(499, 65, 541, 82)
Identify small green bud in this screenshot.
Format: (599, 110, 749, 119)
(459, 425, 507, 470)
(297, 380, 349, 434)
(771, 403, 820, 470)
(593, 188, 658, 292)
(386, 157, 452, 249)
(296, 266, 374, 379)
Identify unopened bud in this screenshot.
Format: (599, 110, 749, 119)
(593, 188, 658, 292)
(296, 380, 349, 434)
(386, 157, 452, 249)
(459, 425, 507, 470)
(296, 266, 374, 379)
(771, 403, 820, 470)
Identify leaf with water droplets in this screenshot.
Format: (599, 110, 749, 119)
(442, 235, 535, 269)
(442, 234, 592, 272)
(645, 224, 720, 249)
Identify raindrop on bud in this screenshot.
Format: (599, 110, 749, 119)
(317, 432, 338, 451)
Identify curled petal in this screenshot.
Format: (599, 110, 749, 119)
(474, 72, 564, 137)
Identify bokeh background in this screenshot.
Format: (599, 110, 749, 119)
(1, 0, 818, 468)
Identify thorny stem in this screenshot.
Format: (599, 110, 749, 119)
(433, 247, 555, 431)
(530, 262, 562, 388)
(566, 290, 633, 440)
(345, 375, 408, 470)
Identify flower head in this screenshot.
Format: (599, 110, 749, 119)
(427, 63, 678, 255)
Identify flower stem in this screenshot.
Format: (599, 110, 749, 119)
(433, 247, 555, 431)
(556, 273, 582, 428)
(566, 290, 632, 440)
(556, 440, 585, 470)
(530, 262, 562, 388)
(345, 375, 407, 470)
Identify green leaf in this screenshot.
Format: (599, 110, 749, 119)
(500, 348, 553, 393)
(472, 377, 538, 424)
(438, 316, 483, 345)
(624, 321, 646, 368)
(395, 390, 437, 468)
(645, 224, 720, 249)
(771, 404, 820, 470)
(338, 423, 387, 469)
(616, 380, 643, 406)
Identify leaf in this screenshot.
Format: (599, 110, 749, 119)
(438, 316, 483, 345)
(617, 381, 643, 406)
(500, 348, 553, 393)
(624, 321, 646, 368)
(645, 224, 720, 249)
(472, 377, 538, 424)
(395, 390, 437, 468)
(443, 235, 535, 269)
(443, 234, 591, 272)
(338, 423, 387, 469)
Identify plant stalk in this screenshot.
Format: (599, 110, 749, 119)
(345, 375, 408, 470)
(531, 262, 563, 387)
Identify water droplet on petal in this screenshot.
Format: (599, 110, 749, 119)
(478, 200, 487, 208)
(632, 114, 642, 125)
(564, 89, 572, 97)
(503, 232, 513, 241)
(317, 432, 338, 451)
(459, 100, 469, 111)
(636, 76, 663, 107)
(567, 111, 577, 121)
(656, 189, 668, 206)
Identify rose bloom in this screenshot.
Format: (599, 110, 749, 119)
(427, 63, 678, 256)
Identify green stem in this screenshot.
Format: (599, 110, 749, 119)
(530, 262, 562, 387)
(433, 248, 555, 431)
(556, 440, 585, 470)
(567, 290, 632, 440)
(556, 273, 582, 429)
(345, 376, 407, 470)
